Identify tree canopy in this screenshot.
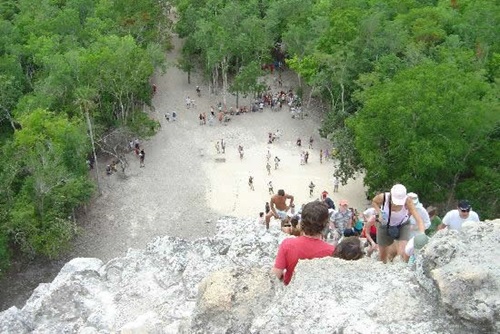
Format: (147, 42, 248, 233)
(0, 0, 171, 270)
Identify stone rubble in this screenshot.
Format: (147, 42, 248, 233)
(1, 218, 498, 334)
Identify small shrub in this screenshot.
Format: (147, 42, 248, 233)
(0, 230, 11, 277)
(127, 111, 160, 138)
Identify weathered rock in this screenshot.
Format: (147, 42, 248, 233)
(0, 218, 498, 333)
(416, 220, 500, 332)
(191, 267, 276, 333)
(250, 257, 464, 334)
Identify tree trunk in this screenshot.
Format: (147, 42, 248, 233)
(325, 85, 336, 111)
(340, 82, 345, 113)
(222, 56, 228, 106)
(306, 86, 315, 109)
(85, 110, 102, 195)
(213, 66, 219, 94)
(4, 108, 17, 131)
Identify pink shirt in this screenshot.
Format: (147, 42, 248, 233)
(274, 236, 335, 285)
(382, 192, 409, 226)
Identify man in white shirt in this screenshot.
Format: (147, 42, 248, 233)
(439, 200, 480, 231)
(407, 192, 431, 230)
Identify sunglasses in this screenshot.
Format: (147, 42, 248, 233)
(460, 208, 470, 213)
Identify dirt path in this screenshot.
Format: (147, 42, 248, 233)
(0, 32, 368, 311)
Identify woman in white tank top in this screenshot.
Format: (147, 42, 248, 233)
(369, 184, 426, 263)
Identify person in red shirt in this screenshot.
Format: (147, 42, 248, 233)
(272, 201, 335, 285)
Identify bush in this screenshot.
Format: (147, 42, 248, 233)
(0, 230, 11, 277)
(127, 111, 160, 138)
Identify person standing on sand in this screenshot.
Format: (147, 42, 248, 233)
(309, 181, 315, 197)
(215, 141, 220, 154)
(309, 136, 314, 149)
(238, 145, 244, 159)
(265, 189, 294, 230)
(268, 180, 274, 195)
(320, 149, 323, 164)
(139, 149, 145, 168)
(134, 138, 140, 155)
(248, 176, 254, 191)
(266, 161, 272, 175)
(221, 139, 226, 154)
(333, 176, 339, 192)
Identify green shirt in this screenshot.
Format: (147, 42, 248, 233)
(426, 216, 442, 236)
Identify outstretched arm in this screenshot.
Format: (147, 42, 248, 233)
(372, 193, 384, 218)
(364, 217, 377, 246)
(271, 267, 284, 281)
(438, 212, 450, 230)
(407, 199, 425, 232)
(270, 197, 277, 215)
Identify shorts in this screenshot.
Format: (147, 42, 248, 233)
(376, 222, 411, 247)
(276, 210, 287, 220)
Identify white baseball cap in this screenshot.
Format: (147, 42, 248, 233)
(391, 184, 407, 205)
(407, 192, 419, 205)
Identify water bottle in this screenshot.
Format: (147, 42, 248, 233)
(381, 211, 389, 224)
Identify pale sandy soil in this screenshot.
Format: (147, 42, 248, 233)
(150, 34, 369, 226)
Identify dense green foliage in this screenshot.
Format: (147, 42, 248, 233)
(0, 0, 171, 271)
(174, 0, 499, 218)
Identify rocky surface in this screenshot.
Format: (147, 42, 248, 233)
(1, 218, 498, 333)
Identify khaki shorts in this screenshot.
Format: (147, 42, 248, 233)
(377, 222, 411, 247)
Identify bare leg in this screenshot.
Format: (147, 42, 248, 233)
(265, 211, 274, 230)
(379, 245, 389, 263)
(397, 240, 409, 262)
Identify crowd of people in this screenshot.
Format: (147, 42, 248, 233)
(265, 183, 481, 286)
(184, 83, 308, 130)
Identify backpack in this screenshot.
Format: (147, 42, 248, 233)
(325, 197, 335, 210)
